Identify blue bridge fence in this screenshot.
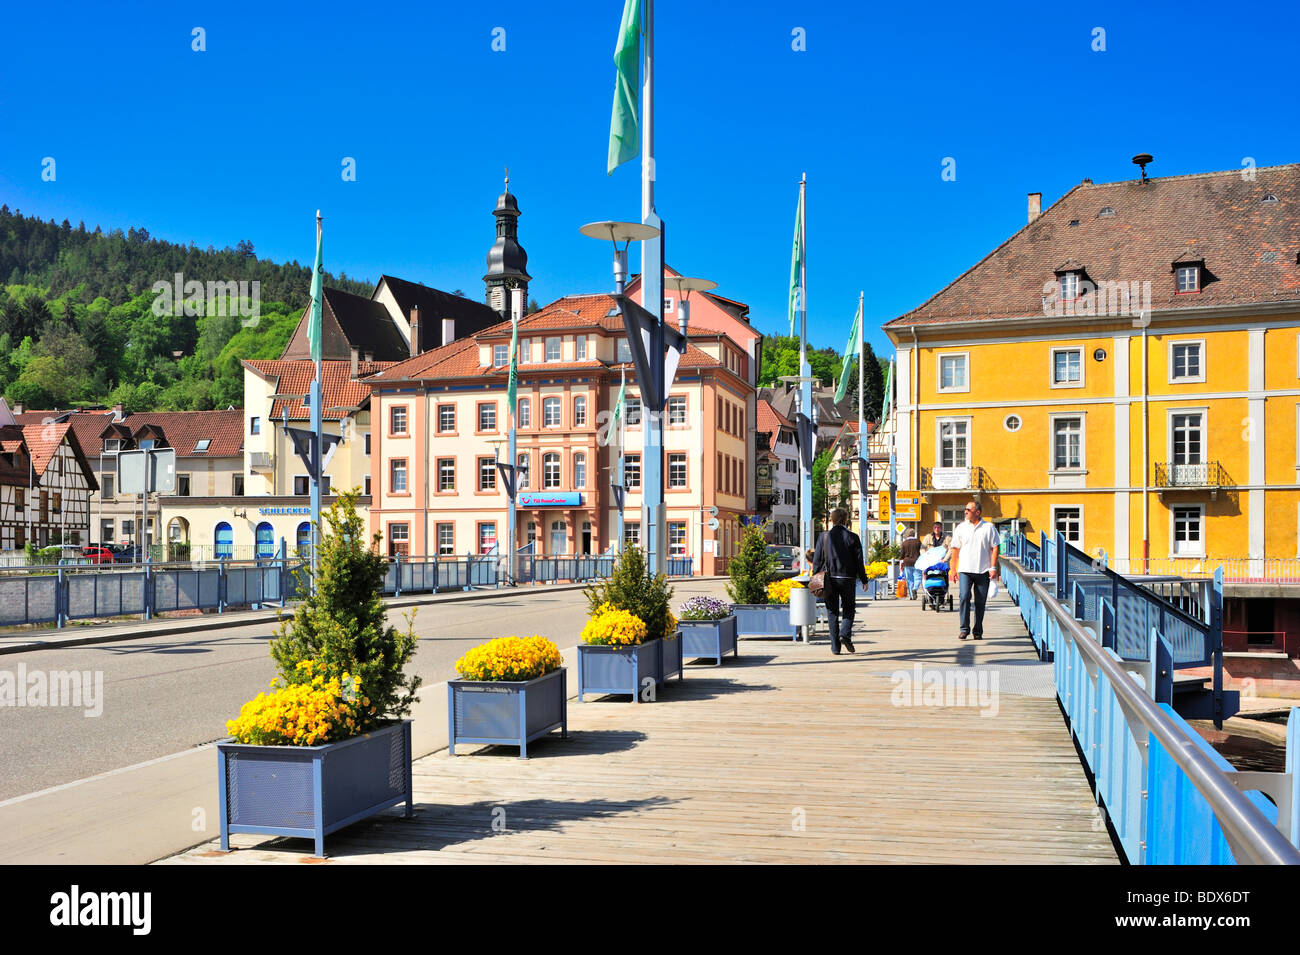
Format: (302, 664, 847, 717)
(1002, 531, 1300, 865)
(0, 546, 694, 630)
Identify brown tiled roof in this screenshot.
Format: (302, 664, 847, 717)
(886, 163, 1300, 328)
(15, 409, 245, 458)
(244, 359, 394, 420)
(9, 420, 98, 490)
(368, 294, 724, 384)
(757, 399, 793, 435)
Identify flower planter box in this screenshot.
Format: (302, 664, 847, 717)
(217, 719, 413, 858)
(730, 603, 797, 640)
(577, 640, 668, 702)
(679, 615, 739, 665)
(447, 668, 567, 758)
(659, 629, 684, 683)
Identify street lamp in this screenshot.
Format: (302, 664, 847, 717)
(578, 221, 660, 295)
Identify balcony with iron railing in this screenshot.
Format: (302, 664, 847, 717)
(919, 465, 989, 495)
(248, 451, 274, 472)
(1154, 460, 1228, 498)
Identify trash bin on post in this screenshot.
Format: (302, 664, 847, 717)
(789, 575, 816, 643)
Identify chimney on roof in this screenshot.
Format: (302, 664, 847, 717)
(112, 403, 125, 422)
(441, 317, 455, 346)
(350, 345, 359, 378)
(13, 402, 23, 415)
(409, 305, 421, 357)
(1027, 192, 1042, 223)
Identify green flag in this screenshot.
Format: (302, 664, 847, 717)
(306, 213, 323, 363)
(506, 310, 519, 409)
(607, 0, 641, 175)
(834, 299, 861, 403)
(882, 359, 894, 421)
(788, 188, 804, 335)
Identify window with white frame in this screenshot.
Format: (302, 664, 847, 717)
(437, 457, 455, 491)
(574, 395, 587, 426)
(438, 404, 455, 432)
(1176, 266, 1200, 294)
(576, 336, 587, 360)
(390, 458, 408, 493)
(437, 523, 454, 556)
(493, 344, 509, 367)
(573, 453, 586, 488)
(626, 396, 642, 426)
(669, 453, 687, 488)
(478, 457, 496, 491)
(388, 523, 410, 557)
(624, 453, 641, 489)
(1053, 417, 1084, 470)
(668, 521, 687, 557)
(478, 523, 497, 554)
(1060, 271, 1080, 300)
(478, 403, 497, 432)
(543, 453, 561, 488)
(668, 395, 687, 426)
(1172, 505, 1204, 556)
(545, 337, 561, 362)
(1052, 348, 1082, 386)
(518, 398, 530, 428)
(625, 522, 641, 547)
(390, 405, 408, 435)
(1171, 412, 1204, 465)
(1053, 506, 1082, 543)
(939, 507, 964, 538)
(938, 354, 968, 392)
(517, 452, 530, 489)
(1170, 341, 1204, 382)
(937, 419, 969, 468)
(543, 397, 561, 427)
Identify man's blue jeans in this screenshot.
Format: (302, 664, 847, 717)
(958, 572, 991, 636)
(904, 565, 922, 597)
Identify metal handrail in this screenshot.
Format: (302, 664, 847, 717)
(1006, 555, 1300, 865)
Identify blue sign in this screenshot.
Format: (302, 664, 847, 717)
(517, 492, 583, 507)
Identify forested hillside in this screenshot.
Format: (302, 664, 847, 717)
(0, 206, 371, 412)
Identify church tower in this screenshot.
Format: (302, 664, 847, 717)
(483, 173, 530, 316)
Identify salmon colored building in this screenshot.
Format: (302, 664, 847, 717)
(365, 290, 759, 575)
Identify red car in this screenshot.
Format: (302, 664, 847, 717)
(82, 546, 115, 565)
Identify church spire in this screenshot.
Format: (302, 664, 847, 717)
(484, 172, 530, 316)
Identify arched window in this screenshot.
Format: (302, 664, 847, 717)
(255, 521, 275, 559)
(543, 452, 561, 489)
(214, 522, 233, 559)
(543, 397, 561, 427)
(573, 452, 586, 488)
(574, 395, 587, 426)
(517, 398, 530, 428)
(296, 521, 312, 556)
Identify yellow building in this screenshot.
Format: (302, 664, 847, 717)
(884, 161, 1300, 576)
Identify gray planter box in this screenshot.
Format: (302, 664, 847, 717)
(218, 719, 413, 858)
(447, 667, 567, 758)
(679, 615, 739, 665)
(577, 640, 667, 702)
(730, 603, 797, 640)
(659, 629, 684, 683)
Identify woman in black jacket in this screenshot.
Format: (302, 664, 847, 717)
(813, 508, 871, 654)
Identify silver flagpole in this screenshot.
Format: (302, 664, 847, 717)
(798, 175, 812, 557)
(857, 290, 867, 549)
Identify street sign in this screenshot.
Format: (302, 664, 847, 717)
(707, 517, 720, 531)
(893, 494, 921, 522)
(118, 448, 177, 494)
(896, 522, 906, 535)
(708, 505, 719, 517)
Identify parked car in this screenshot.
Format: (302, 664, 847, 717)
(766, 545, 801, 579)
(81, 546, 115, 565)
(112, 546, 145, 564)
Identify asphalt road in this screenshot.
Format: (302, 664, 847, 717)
(0, 579, 732, 801)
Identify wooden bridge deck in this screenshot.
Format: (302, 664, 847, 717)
(164, 591, 1117, 865)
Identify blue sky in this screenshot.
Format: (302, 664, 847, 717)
(2, 0, 1297, 357)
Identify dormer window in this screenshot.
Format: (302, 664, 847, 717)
(1059, 272, 1080, 301)
(1262, 193, 1279, 204)
(1176, 265, 1201, 294)
(1098, 207, 1116, 218)
(193, 439, 211, 453)
(104, 438, 122, 453)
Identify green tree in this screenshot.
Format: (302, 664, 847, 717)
(726, 524, 779, 604)
(270, 492, 421, 729)
(584, 545, 675, 642)
(811, 447, 834, 536)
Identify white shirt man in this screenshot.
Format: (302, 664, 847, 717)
(947, 502, 1000, 640)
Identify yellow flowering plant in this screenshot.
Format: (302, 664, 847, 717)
(865, 561, 890, 580)
(766, 578, 804, 604)
(455, 636, 564, 682)
(226, 660, 365, 746)
(581, 603, 649, 646)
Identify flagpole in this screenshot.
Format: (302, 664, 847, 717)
(798, 175, 812, 558)
(310, 211, 323, 586)
(507, 287, 519, 585)
(618, 365, 626, 553)
(857, 290, 867, 548)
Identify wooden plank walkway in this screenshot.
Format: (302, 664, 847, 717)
(163, 591, 1117, 864)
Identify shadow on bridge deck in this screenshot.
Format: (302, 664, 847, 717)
(165, 592, 1117, 865)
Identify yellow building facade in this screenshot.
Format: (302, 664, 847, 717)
(885, 162, 1300, 575)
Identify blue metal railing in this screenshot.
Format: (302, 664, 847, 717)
(1002, 553, 1300, 865)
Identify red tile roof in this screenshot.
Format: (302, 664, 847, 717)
(244, 360, 394, 420)
(886, 163, 1300, 329)
(15, 409, 245, 458)
(368, 294, 724, 384)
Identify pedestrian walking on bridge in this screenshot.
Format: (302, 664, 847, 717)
(813, 508, 871, 654)
(948, 501, 1000, 640)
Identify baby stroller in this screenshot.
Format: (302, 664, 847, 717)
(920, 562, 954, 612)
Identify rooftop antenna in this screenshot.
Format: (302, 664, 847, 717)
(1132, 153, 1154, 183)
